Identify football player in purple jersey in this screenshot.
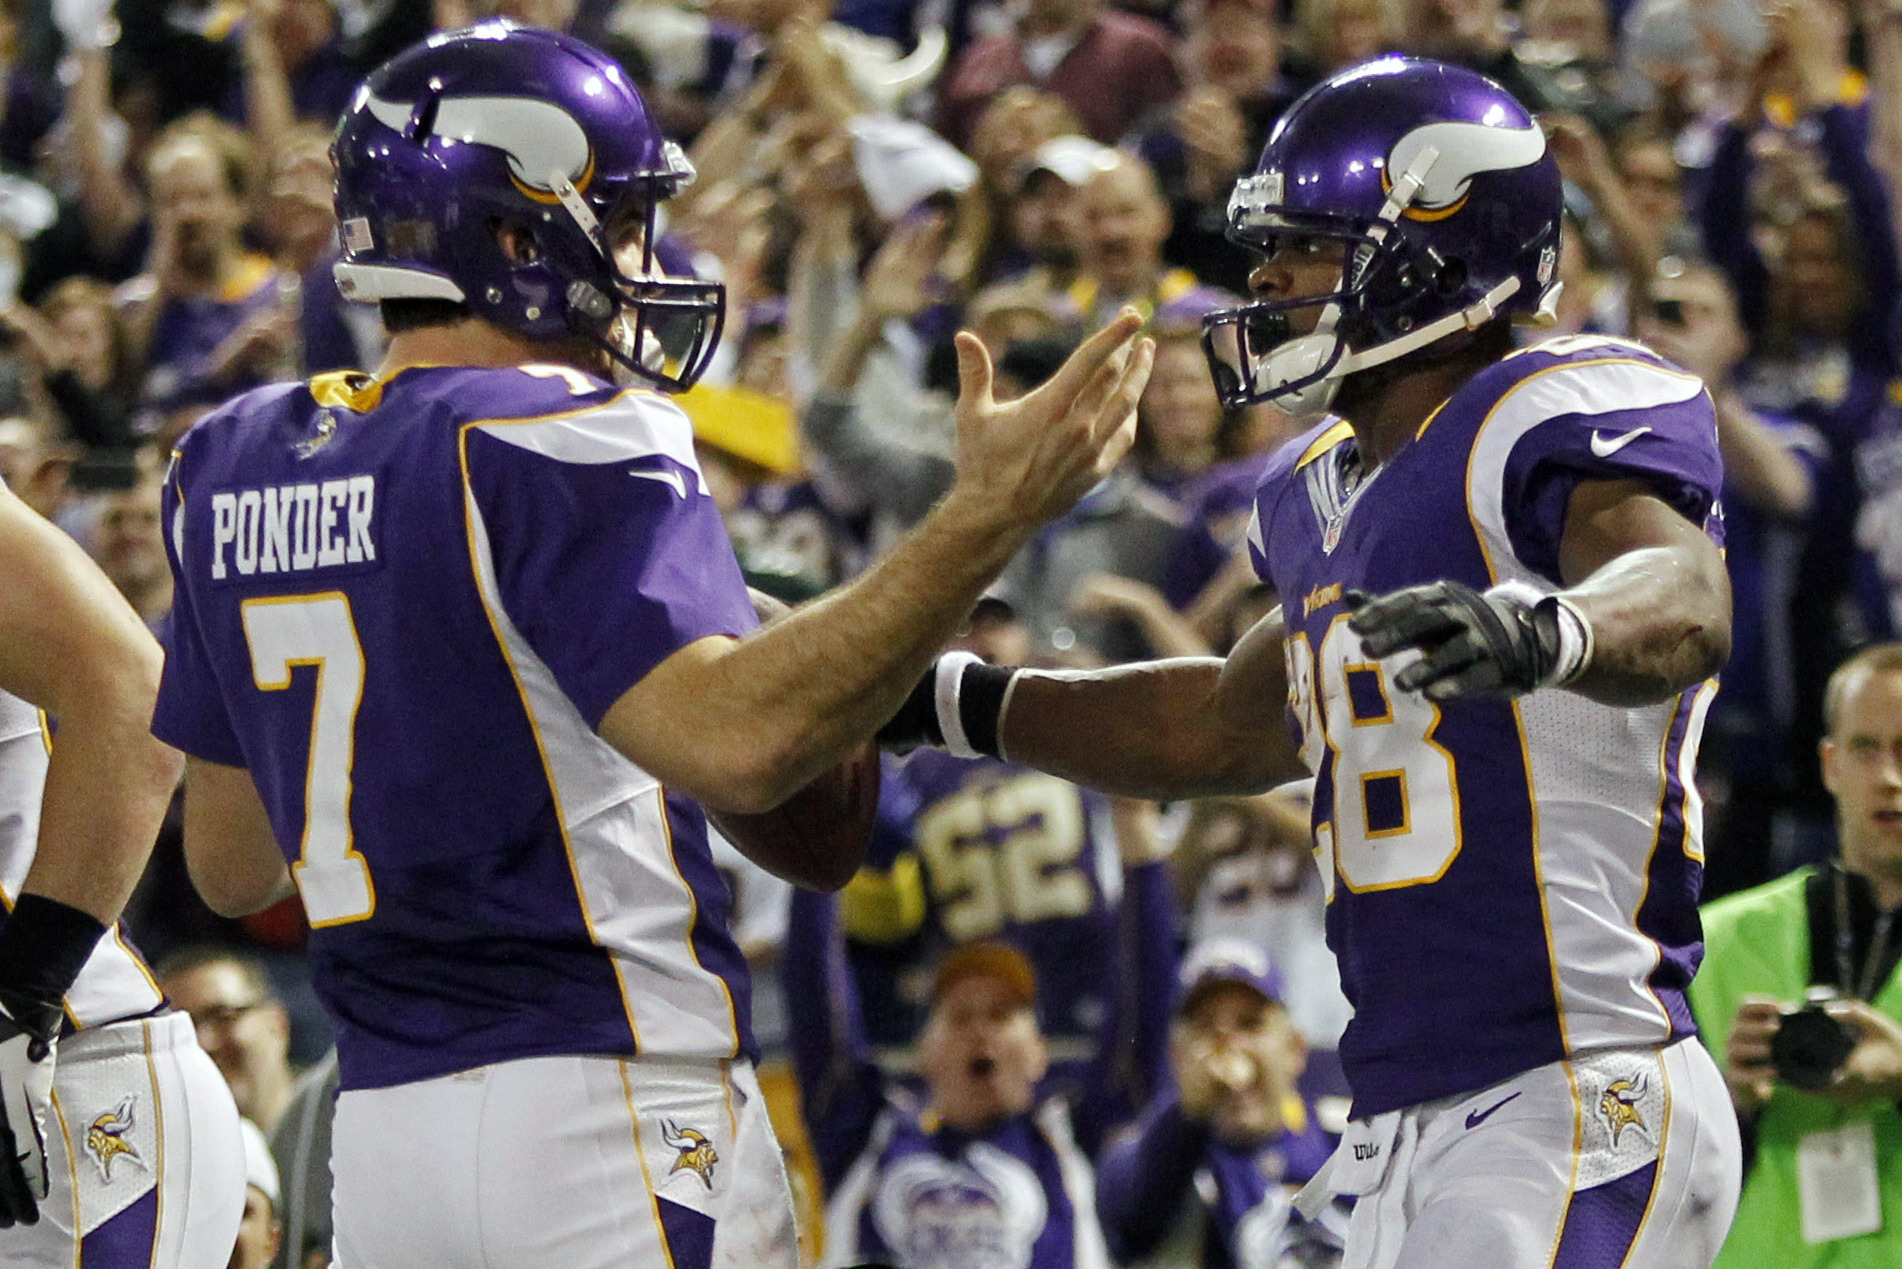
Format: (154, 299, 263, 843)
(881, 57, 1745, 1268)
(150, 21, 1151, 1269)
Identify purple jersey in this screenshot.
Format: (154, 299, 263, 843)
(1095, 1092, 1344, 1269)
(153, 364, 759, 1092)
(825, 1099, 1107, 1269)
(131, 254, 295, 411)
(1249, 336, 1724, 1116)
(846, 752, 1142, 1088)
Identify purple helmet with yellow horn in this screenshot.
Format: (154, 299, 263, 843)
(1202, 56, 1562, 415)
(330, 21, 723, 391)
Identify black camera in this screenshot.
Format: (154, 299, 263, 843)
(1770, 999, 1859, 1090)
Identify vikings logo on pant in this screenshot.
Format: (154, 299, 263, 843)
(1598, 1075, 1649, 1147)
(84, 1094, 148, 1183)
(662, 1120, 717, 1188)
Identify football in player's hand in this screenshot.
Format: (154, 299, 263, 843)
(709, 741, 880, 892)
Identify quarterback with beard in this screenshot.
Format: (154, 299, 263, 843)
(150, 22, 1152, 1269)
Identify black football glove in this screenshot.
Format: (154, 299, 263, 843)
(0, 990, 60, 1228)
(1345, 580, 1565, 701)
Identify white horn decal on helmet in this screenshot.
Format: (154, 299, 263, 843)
(366, 91, 592, 192)
(1386, 119, 1545, 212)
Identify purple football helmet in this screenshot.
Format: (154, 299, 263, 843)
(1202, 57, 1562, 415)
(331, 22, 723, 391)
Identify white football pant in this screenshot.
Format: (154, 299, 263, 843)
(3, 1010, 245, 1268)
(331, 1054, 800, 1269)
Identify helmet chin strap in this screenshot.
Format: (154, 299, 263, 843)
(551, 168, 657, 381)
(549, 170, 603, 242)
(1255, 275, 1523, 417)
(1252, 143, 1521, 417)
(548, 169, 620, 323)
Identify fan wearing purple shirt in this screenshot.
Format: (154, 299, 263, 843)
(1097, 938, 1346, 1269)
(791, 937, 1130, 1269)
(880, 57, 1744, 1269)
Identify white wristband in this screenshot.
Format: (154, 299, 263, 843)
(1547, 593, 1595, 685)
(934, 651, 984, 759)
(1485, 581, 1594, 687)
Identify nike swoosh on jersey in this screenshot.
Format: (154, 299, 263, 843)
(1464, 1090, 1522, 1129)
(1589, 426, 1652, 458)
(628, 468, 688, 498)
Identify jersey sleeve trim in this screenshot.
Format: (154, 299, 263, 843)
(1464, 356, 1709, 585)
(468, 393, 710, 494)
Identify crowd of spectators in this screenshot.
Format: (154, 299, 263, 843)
(11, 0, 1902, 1265)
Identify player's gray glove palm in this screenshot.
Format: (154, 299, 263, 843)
(0, 992, 58, 1227)
(1345, 580, 1563, 701)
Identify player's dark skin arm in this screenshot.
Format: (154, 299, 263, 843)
(1554, 478, 1731, 706)
(991, 480, 1727, 800)
(998, 605, 1307, 801)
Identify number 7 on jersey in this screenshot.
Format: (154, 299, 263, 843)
(241, 593, 377, 926)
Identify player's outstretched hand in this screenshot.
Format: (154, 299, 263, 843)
(0, 993, 57, 1227)
(1345, 579, 1564, 700)
(949, 309, 1154, 528)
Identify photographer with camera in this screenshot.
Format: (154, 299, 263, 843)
(1689, 642, 1902, 1265)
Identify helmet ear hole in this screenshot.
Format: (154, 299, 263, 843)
(493, 220, 543, 265)
(1435, 258, 1468, 295)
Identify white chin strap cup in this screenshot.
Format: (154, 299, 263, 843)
(1253, 332, 1345, 418)
(1253, 275, 1523, 416)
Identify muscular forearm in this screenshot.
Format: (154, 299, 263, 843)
(1551, 482, 1730, 707)
(0, 510, 181, 925)
(1001, 611, 1303, 799)
(1562, 545, 1730, 706)
(1002, 662, 1263, 798)
(29, 690, 180, 926)
(610, 491, 1035, 812)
